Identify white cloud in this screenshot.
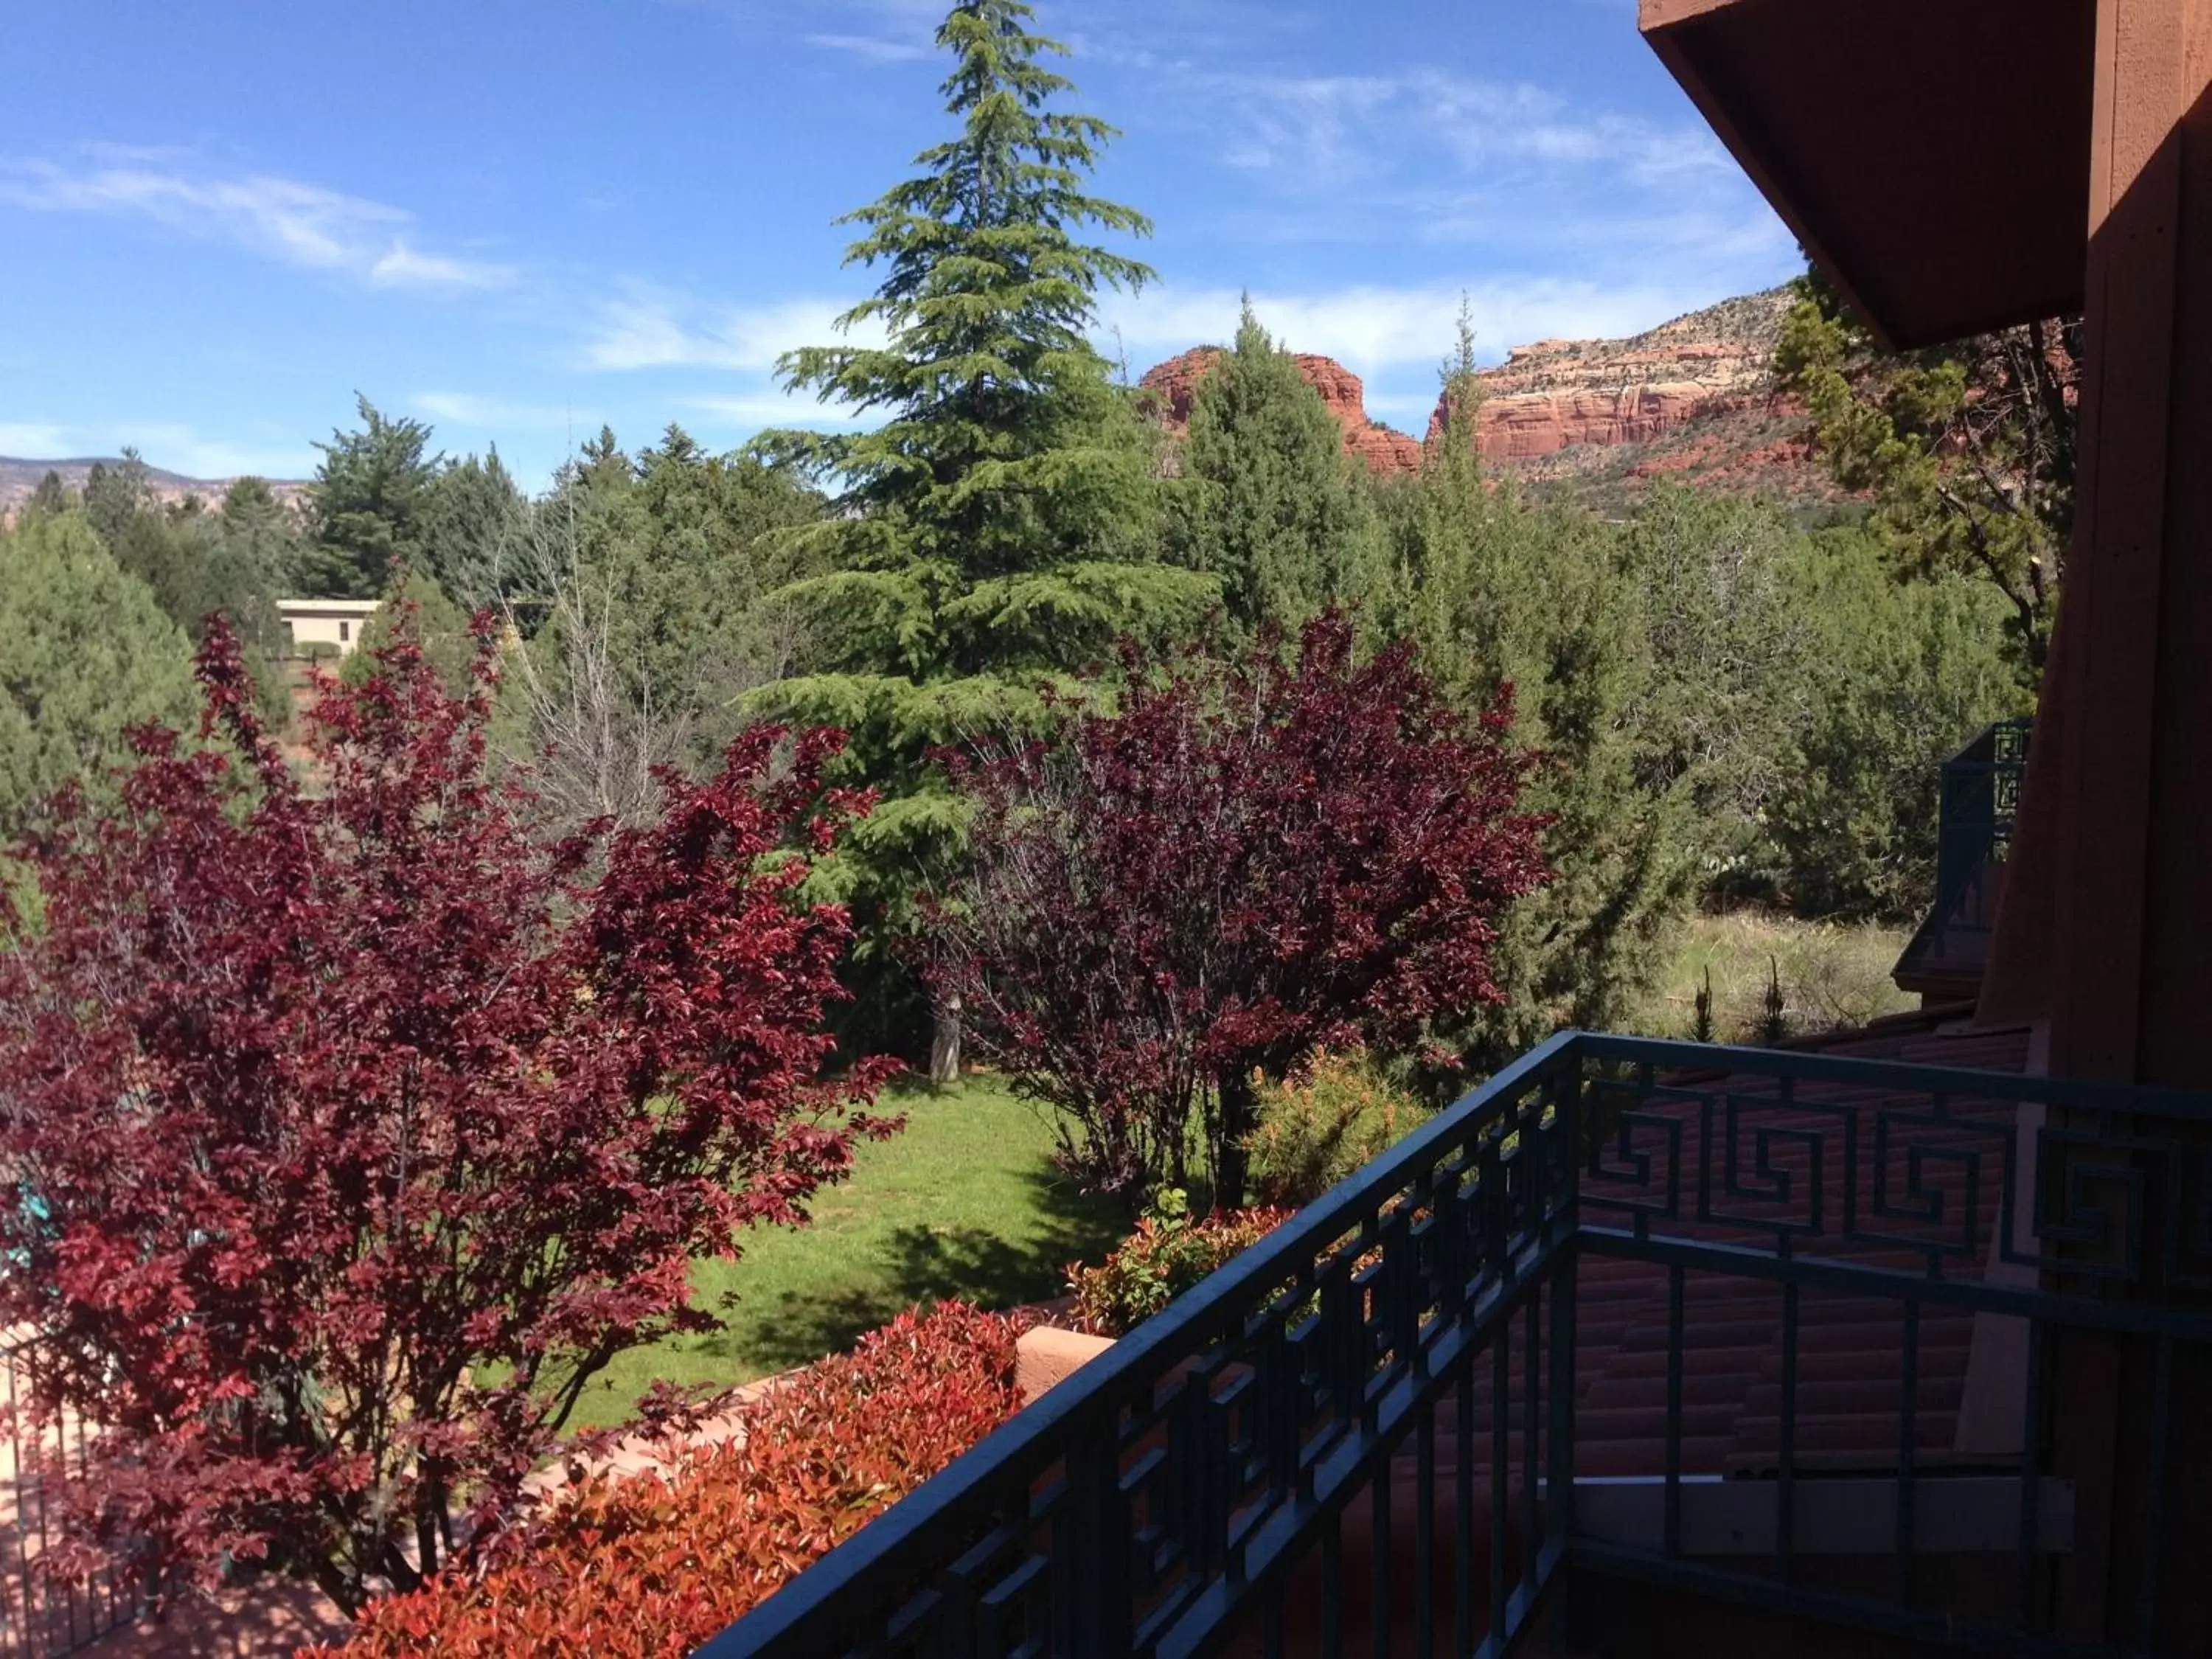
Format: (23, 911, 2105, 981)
(683, 391, 869, 428)
(0, 156, 515, 292)
(0, 423, 75, 457)
(1132, 62, 1778, 276)
(411, 392, 582, 430)
(581, 290, 884, 373)
(0, 418, 309, 478)
(369, 241, 513, 291)
(803, 32, 933, 62)
(111, 423, 316, 480)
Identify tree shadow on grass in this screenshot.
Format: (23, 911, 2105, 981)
(712, 1166, 1127, 1377)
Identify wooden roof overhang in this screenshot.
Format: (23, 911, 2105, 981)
(1639, 0, 2098, 348)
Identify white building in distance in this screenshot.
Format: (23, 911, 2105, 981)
(277, 599, 382, 659)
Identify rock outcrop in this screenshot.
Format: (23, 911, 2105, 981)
(1138, 348, 1423, 476)
(1436, 288, 1799, 463)
(1136, 286, 1845, 512)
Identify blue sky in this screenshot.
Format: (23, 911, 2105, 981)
(0, 0, 1798, 489)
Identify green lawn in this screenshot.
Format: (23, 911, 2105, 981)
(568, 1074, 1127, 1430)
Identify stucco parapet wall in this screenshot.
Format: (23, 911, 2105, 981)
(1015, 1326, 1116, 1406)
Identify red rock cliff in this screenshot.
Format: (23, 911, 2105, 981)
(1138, 348, 1423, 476)
(1136, 288, 1832, 506)
(1435, 289, 1798, 462)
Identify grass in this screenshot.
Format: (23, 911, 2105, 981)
(568, 1074, 1126, 1431)
(1623, 908, 1918, 1045)
(566, 913, 1914, 1430)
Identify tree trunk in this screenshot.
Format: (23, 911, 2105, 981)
(1214, 1070, 1256, 1211)
(928, 993, 962, 1086)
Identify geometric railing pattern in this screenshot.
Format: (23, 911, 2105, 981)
(700, 1032, 2212, 1659)
(1931, 717, 2031, 956)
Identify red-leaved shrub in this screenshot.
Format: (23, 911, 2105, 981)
(0, 616, 897, 1613)
(318, 1302, 1024, 1658)
(929, 612, 1548, 1206)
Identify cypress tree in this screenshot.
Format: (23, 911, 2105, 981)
(1170, 299, 1378, 636)
(759, 0, 1217, 1057)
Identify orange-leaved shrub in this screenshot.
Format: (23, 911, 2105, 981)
(1066, 1189, 1290, 1336)
(316, 1302, 1024, 1658)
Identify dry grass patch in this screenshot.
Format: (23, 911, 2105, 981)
(1624, 910, 1917, 1044)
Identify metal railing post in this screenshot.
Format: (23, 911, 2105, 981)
(1548, 1044, 1580, 1551)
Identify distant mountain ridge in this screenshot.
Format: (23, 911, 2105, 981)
(1141, 285, 1852, 516)
(0, 456, 310, 517)
(4, 288, 1840, 528)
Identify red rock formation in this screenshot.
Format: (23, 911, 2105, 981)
(1427, 288, 1801, 465)
(1138, 348, 1422, 476)
(1138, 287, 1843, 508)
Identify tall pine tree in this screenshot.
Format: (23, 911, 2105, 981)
(302, 397, 443, 598)
(758, 0, 1217, 1060)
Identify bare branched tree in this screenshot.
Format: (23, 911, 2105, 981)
(491, 504, 813, 838)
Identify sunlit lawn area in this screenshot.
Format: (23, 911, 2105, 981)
(568, 914, 1916, 1433)
(568, 1074, 1127, 1430)
(1624, 909, 1917, 1043)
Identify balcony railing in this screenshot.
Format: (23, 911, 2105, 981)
(700, 1032, 2212, 1659)
(1, 1335, 150, 1659)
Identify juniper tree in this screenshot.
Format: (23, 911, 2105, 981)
(1170, 299, 1380, 636)
(1775, 268, 2076, 676)
(1376, 313, 1696, 1068)
(759, 0, 1217, 1058)
(0, 512, 198, 841)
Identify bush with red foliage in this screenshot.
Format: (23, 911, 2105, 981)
(0, 617, 898, 1615)
(319, 1301, 1023, 1658)
(930, 613, 1548, 1206)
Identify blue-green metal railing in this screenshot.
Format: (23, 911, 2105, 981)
(1931, 718, 2031, 956)
(1, 1335, 151, 1659)
(699, 1032, 2212, 1659)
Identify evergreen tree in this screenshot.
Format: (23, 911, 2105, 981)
(347, 571, 473, 697)
(82, 450, 153, 550)
(25, 470, 72, 521)
(302, 397, 443, 597)
(515, 425, 827, 773)
(111, 502, 288, 666)
(1623, 484, 1818, 880)
(1377, 316, 1695, 1066)
(757, 0, 1216, 1054)
(1169, 299, 1378, 635)
(1775, 268, 2074, 675)
(0, 513, 198, 840)
(421, 448, 529, 606)
(1764, 531, 2027, 919)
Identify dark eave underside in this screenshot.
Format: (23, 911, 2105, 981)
(1642, 0, 2096, 349)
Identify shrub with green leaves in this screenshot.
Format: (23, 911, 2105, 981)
(1245, 1051, 1433, 1206)
(1066, 1189, 1289, 1336)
